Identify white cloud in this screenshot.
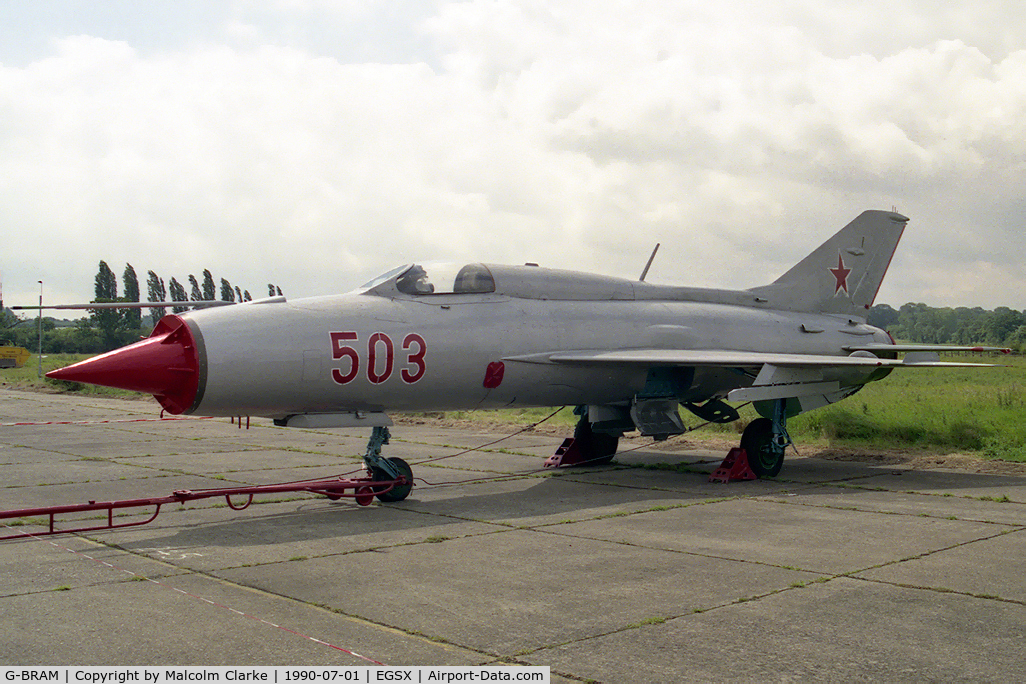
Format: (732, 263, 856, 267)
(1, 2, 1024, 312)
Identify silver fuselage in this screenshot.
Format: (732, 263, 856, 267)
(180, 267, 890, 419)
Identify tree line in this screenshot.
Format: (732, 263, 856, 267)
(1, 261, 284, 354)
(5, 272, 1026, 355)
(868, 303, 1026, 349)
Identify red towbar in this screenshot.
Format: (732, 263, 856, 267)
(0, 474, 408, 541)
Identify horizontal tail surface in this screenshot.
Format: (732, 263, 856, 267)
(748, 210, 908, 316)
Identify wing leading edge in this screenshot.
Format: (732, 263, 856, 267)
(505, 348, 1001, 405)
(504, 348, 1001, 369)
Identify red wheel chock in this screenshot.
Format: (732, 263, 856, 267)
(544, 437, 585, 468)
(709, 447, 758, 483)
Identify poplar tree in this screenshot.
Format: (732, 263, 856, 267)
(95, 260, 118, 301)
(91, 261, 125, 349)
(147, 270, 168, 326)
(188, 275, 202, 301)
(122, 263, 141, 329)
(220, 278, 235, 302)
(202, 269, 216, 301)
(169, 278, 188, 314)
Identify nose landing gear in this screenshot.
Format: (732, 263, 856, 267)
(361, 426, 414, 502)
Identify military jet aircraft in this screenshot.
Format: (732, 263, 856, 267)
(46, 210, 1004, 497)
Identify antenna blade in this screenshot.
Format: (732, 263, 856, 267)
(639, 243, 660, 281)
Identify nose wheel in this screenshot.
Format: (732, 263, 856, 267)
(370, 456, 414, 502)
(361, 426, 414, 502)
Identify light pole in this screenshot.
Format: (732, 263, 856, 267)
(37, 280, 43, 378)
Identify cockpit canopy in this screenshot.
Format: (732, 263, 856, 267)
(360, 261, 642, 301)
(363, 263, 496, 296)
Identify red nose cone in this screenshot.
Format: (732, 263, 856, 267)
(46, 315, 201, 414)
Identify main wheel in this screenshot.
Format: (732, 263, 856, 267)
(371, 456, 414, 502)
(740, 418, 785, 478)
(573, 420, 619, 466)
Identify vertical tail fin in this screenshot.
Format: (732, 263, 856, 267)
(748, 210, 908, 316)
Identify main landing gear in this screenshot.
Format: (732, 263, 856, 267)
(546, 398, 795, 478)
(738, 399, 792, 478)
(571, 417, 620, 465)
(544, 409, 622, 468)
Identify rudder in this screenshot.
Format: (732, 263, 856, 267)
(748, 210, 908, 316)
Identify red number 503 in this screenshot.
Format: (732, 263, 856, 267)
(330, 332, 426, 385)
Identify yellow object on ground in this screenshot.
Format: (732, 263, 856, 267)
(0, 346, 31, 368)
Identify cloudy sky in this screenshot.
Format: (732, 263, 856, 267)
(2, 1, 1024, 313)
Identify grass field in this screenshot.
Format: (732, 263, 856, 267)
(787, 357, 1026, 461)
(4, 352, 1024, 462)
(0, 354, 132, 397)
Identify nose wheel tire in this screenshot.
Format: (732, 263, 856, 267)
(740, 418, 785, 478)
(371, 456, 414, 502)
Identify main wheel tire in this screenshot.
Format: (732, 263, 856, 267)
(371, 456, 414, 502)
(740, 418, 785, 478)
(573, 420, 619, 466)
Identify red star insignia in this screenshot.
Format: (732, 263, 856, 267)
(829, 254, 851, 294)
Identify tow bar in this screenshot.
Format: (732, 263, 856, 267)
(0, 473, 408, 541)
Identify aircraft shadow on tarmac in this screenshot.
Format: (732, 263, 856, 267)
(115, 454, 1025, 552)
(117, 470, 703, 550)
